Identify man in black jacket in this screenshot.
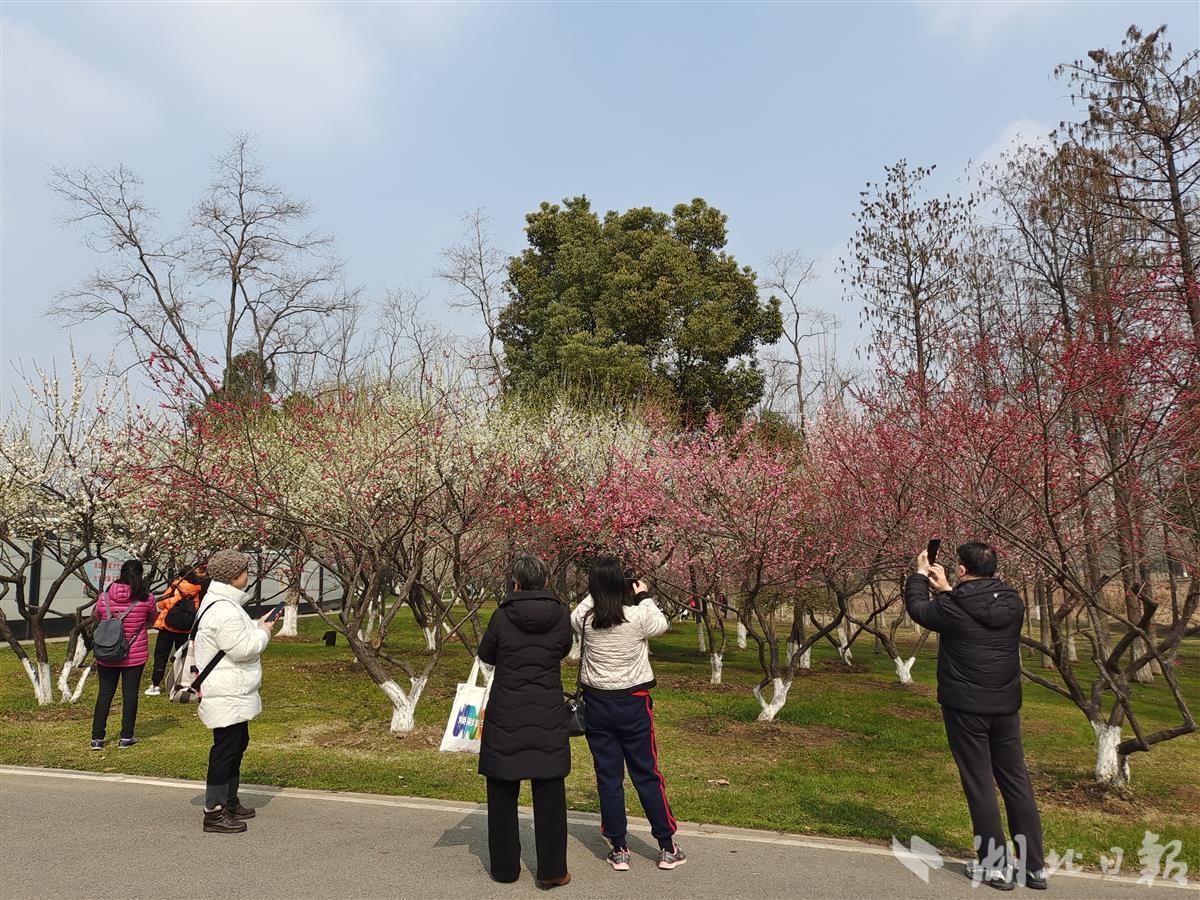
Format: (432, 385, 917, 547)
(904, 542, 1047, 892)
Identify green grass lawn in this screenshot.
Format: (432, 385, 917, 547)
(1, 613, 1197, 871)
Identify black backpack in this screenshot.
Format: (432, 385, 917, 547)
(163, 593, 198, 631)
(92, 594, 138, 663)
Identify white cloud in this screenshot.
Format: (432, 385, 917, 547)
(109, 3, 385, 145)
(970, 117, 1053, 173)
(0, 18, 153, 149)
(915, 1, 1062, 49)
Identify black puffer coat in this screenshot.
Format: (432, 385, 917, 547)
(903, 574, 1025, 715)
(477, 590, 573, 781)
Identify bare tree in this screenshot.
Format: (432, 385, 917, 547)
(436, 208, 506, 384)
(840, 160, 975, 406)
(1055, 25, 1200, 343)
(51, 134, 358, 403)
(760, 250, 837, 440)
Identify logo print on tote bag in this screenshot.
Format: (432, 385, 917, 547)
(454, 703, 483, 740)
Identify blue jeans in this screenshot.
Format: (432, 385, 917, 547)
(583, 690, 677, 851)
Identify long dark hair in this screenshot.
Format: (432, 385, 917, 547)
(116, 559, 149, 603)
(588, 557, 630, 630)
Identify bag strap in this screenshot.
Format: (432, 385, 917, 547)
(568, 612, 590, 702)
(186, 599, 234, 691)
(116, 595, 140, 623)
(189, 598, 228, 639)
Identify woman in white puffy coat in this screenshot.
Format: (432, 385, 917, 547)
(193, 550, 278, 834)
(571, 557, 685, 873)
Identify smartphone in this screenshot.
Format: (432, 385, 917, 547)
(263, 602, 286, 622)
(927, 539, 942, 566)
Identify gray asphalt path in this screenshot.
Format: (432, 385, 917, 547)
(0, 767, 1191, 899)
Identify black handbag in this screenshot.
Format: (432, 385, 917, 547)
(565, 615, 589, 737)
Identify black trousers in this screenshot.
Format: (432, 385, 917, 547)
(485, 777, 567, 882)
(151, 629, 188, 686)
(943, 708, 1045, 873)
(206, 721, 251, 810)
(91, 664, 144, 740)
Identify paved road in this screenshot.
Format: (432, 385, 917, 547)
(0, 767, 1191, 899)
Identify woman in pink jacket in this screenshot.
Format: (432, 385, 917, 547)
(90, 560, 157, 750)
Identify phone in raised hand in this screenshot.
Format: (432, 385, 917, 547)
(262, 602, 286, 623)
(927, 539, 942, 567)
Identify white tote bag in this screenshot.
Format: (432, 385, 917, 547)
(439, 657, 493, 753)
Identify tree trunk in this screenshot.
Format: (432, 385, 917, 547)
(893, 656, 916, 684)
(280, 603, 299, 638)
(23, 656, 54, 706)
(423, 627, 438, 652)
(696, 618, 707, 653)
(1037, 580, 1054, 669)
(736, 621, 747, 650)
(568, 633, 581, 662)
(837, 622, 853, 664)
(381, 676, 429, 734)
(753, 677, 793, 722)
(1092, 721, 1130, 786)
(57, 637, 93, 703)
(709, 651, 724, 685)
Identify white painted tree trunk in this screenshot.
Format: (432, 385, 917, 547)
(1067, 633, 1078, 662)
(753, 677, 793, 722)
(423, 627, 438, 651)
(736, 622, 747, 649)
(696, 619, 707, 652)
(568, 634, 581, 661)
(709, 651, 723, 685)
(381, 676, 429, 734)
(57, 641, 92, 702)
(893, 656, 916, 685)
(24, 659, 54, 706)
(837, 624, 853, 664)
(358, 604, 378, 644)
(1092, 721, 1130, 785)
(279, 603, 299, 637)
(798, 646, 811, 669)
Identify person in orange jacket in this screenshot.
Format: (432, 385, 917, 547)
(145, 563, 209, 696)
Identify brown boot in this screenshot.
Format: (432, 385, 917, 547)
(225, 797, 256, 819)
(538, 873, 571, 889)
(203, 807, 248, 834)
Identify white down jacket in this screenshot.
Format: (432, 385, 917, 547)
(571, 593, 670, 694)
(193, 581, 272, 729)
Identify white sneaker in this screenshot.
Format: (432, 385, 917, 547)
(144, 685, 161, 696)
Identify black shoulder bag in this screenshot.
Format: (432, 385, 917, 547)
(565, 614, 589, 737)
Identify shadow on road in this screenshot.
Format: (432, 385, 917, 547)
(434, 812, 663, 880)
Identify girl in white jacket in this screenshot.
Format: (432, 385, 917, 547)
(194, 550, 278, 834)
(571, 557, 685, 873)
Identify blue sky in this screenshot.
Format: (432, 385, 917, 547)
(2, 1, 1197, 399)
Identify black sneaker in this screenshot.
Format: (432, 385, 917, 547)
(964, 862, 1014, 891)
(1025, 867, 1048, 890)
(89, 739, 105, 751)
(118, 737, 138, 748)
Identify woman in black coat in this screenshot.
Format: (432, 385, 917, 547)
(477, 553, 573, 888)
